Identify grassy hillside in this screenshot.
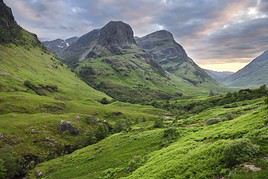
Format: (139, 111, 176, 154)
(224, 51, 268, 87)
(30, 88, 268, 179)
(75, 51, 224, 103)
(75, 52, 184, 103)
(0, 44, 169, 178)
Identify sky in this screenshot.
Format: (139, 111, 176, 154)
(4, 0, 268, 72)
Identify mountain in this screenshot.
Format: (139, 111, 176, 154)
(62, 21, 137, 66)
(136, 30, 219, 89)
(61, 23, 221, 102)
(224, 51, 268, 87)
(0, 2, 167, 177)
(205, 69, 234, 82)
(0, 0, 39, 46)
(42, 37, 78, 57)
(62, 21, 183, 102)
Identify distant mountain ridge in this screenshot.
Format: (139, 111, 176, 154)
(224, 51, 268, 87)
(205, 69, 234, 82)
(43, 37, 78, 57)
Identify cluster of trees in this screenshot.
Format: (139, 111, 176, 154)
(152, 85, 268, 115)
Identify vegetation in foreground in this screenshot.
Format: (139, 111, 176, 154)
(0, 44, 168, 178)
(29, 86, 268, 179)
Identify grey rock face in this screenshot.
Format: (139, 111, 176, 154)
(136, 30, 213, 84)
(62, 21, 137, 66)
(59, 120, 79, 135)
(0, 0, 20, 43)
(136, 30, 187, 65)
(43, 37, 78, 57)
(98, 21, 136, 52)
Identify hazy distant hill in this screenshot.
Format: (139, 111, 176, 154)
(42, 37, 78, 57)
(205, 69, 234, 82)
(224, 51, 268, 87)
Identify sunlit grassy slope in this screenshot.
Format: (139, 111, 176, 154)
(0, 44, 168, 178)
(30, 96, 268, 179)
(75, 52, 224, 103)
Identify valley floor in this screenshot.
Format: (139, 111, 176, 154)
(29, 93, 268, 179)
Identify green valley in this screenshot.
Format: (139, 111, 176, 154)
(1, 0, 268, 179)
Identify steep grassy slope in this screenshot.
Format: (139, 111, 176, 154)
(224, 51, 268, 87)
(76, 51, 185, 103)
(0, 44, 168, 178)
(30, 90, 268, 179)
(0, 45, 107, 100)
(0, 1, 171, 177)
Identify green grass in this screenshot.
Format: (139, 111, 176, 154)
(30, 97, 268, 179)
(0, 44, 170, 178)
(75, 52, 224, 103)
(29, 129, 164, 179)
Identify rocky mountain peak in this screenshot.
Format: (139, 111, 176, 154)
(0, 0, 20, 43)
(144, 30, 174, 41)
(0, 0, 16, 27)
(0, 0, 40, 45)
(98, 21, 136, 49)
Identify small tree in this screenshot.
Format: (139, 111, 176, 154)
(209, 90, 216, 96)
(0, 159, 6, 179)
(153, 118, 164, 128)
(100, 97, 110, 105)
(265, 97, 268, 106)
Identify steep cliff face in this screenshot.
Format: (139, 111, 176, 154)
(137, 30, 215, 86)
(43, 37, 78, 57)
(0, 0, 20, 43)
(0, 0, 39, 45)
(62, 21, 137, 66)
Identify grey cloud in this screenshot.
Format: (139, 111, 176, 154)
(3, 0, 268, 68)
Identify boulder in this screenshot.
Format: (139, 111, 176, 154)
(59, 120, 79, 135)
(0, 133, 4, 140)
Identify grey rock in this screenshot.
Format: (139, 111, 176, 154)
(136, 30, 215, 85)
(42, 37, 78, 57)
(0, 133, 4, 140)
(59, 120, 79, 135)
(35, 170, 43, 178)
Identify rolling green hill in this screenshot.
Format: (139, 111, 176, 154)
(30, 87, 268, 179)
(0, 1, 168, 178)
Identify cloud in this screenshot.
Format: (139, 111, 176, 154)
(3, 0, 268, 71)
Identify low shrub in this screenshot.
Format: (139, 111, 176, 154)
(100, 97, 110, 105)
(95, 123, 110, 140)
(265, 97, 268, 106)
(0, 147, 21, 178)
(0, 159, 6, 179)
(206, 118, 222, 125)
(153, 118, 164, 128)
(163, 127, 179, 141)
(23, 80, 58, 96)
(222, 139, 259, 168)
(127, 155, 146, 172)
(113, 119, 131, 133)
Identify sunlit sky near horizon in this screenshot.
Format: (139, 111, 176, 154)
(4, 0, 268, 72)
